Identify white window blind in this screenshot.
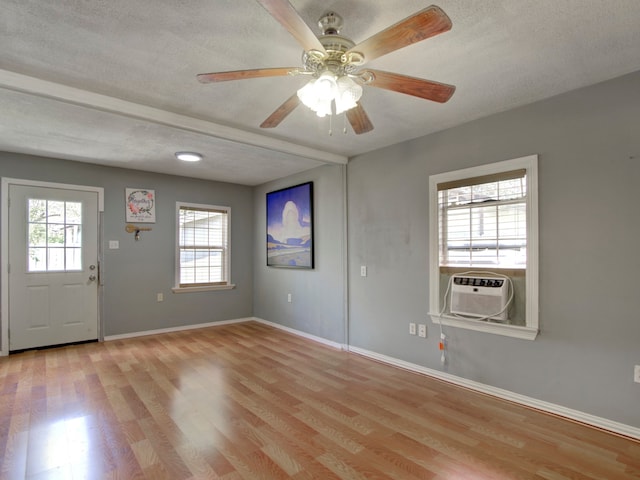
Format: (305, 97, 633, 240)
(438, 169, 527, 268)
(178, 205, 229, 287)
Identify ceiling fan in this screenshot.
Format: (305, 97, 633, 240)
(197, 1, 455, 134)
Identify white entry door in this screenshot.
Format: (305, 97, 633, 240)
(8, 184, 99, 351)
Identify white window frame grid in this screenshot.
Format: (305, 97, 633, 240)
(428, 155, 539, 340)
(172, 202, 235, 293)
(27, 198, 84, 273)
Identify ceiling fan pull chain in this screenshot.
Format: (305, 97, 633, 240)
(343, 113, 348, 134)
(328, 112, 333, 136)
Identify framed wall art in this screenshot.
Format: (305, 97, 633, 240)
(125, 188, 156, 223)
(266, 182, 314, 268)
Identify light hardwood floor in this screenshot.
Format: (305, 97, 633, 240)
(0, 321, 638, 479)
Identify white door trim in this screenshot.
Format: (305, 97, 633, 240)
(1, 177, 104, 356)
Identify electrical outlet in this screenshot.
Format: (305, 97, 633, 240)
(156, 293, 163, 302)
(287, 293, 292, 303)
(634, 365, 640, 384)
(360, 265, 367, 277)
(418, 324, 427, 338)
(409, 323, 417, 335)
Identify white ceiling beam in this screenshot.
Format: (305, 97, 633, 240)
(0, 69, 347, 165)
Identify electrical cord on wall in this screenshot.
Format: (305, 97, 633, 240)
(437, 277, 453, 364)
(437, 271, 515, 365)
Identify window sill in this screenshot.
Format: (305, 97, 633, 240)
(172, 284, 236, 294)
(429, 313, 538, 340)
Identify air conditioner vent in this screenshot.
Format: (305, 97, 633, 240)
(450, 275, 509, 320)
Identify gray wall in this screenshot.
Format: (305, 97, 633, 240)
(253, 164, 347, 345)
(2, 71, 638, 430)
(0, 153, 254, 337)
(347, 71, 640, 428)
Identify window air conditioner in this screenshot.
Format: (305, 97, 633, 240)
(450, 275, 509, 320)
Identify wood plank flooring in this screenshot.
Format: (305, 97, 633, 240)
(0, 321, 638, 479)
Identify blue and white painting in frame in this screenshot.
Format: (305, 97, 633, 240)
(266, 182, 314, 268)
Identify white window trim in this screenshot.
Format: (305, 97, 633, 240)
(172, 201, 235, 293)
(428, 155, 539, 340)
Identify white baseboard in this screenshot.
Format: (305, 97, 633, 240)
(103, 317, 347, 351)
(348, 346, 640, 441)
(252, 317, 347, 350)
(103, 317, 251, 341)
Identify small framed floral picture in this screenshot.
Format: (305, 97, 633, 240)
(125, 188, 156, 223)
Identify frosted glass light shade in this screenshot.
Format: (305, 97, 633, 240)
(335, 76, 363, 114)
(297, 80, 319, 110)
(297, 73, 361, 117)
(314, 72, 338, 100)
(315, 98, 332, 118)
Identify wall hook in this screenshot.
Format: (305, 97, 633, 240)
(125, 223, 152, 241)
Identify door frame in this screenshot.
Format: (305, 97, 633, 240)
(1, 177, 105, 356)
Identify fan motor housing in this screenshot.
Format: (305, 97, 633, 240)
(302, 12, 363, 76)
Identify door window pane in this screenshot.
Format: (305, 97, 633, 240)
(29, 248, 47, 271)
(48, 224, 65, 246)
(28, 199, 47, 223)
(65, 248, 82, 270)
(27, 199, 83, 272)
(48, 248, 65, 271)
(47, 201, 65, 222)
(66, 225, 82, 247)
(29, 224, 47, 246)
(66, 202, 82, 224)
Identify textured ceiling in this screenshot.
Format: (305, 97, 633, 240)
(1, 0, 640, 185)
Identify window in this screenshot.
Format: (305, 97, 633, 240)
(28, 199, 82, 272)
(429, 155, 538, 340)
(173, 203, 234, 292)
(438, 169, 527, 268)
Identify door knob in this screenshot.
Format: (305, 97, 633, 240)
(89, 274, 96, 281)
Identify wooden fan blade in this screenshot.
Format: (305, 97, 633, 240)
(346, 103, 374, 135)
(197, 67, 297, 83)
(256, 0, 326, 53)
(260, 93, 301, 128)
(364, 69, 455, 103)
(347, 5, 451, 63)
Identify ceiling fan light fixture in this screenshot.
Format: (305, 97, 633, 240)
(297, 72, 362, 117)
(314, 71, 338, 100)
(198, 4, 456, 133)
(297, 79, 319, 110)
(314, 98, 333, 118)
(335, 76, 363, 114)
(175, 151, 203, 162)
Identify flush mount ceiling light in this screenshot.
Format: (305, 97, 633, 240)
(175, 152, 203, 162)
(197, 3, 456, 135)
